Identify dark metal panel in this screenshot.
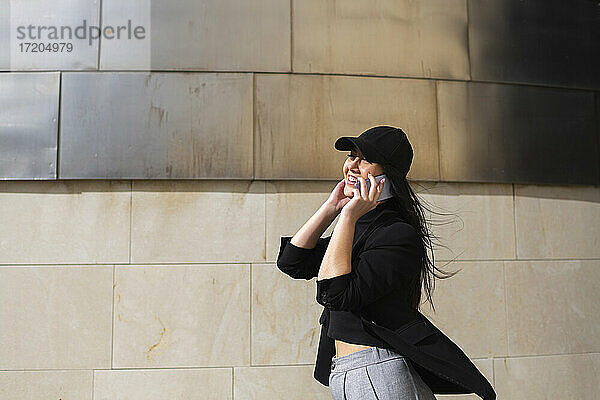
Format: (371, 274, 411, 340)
(97, 0, 151, 70)
(0, 72, 59, 179)
(469, 0, 600, 90)
(596, 91, 600, 185)
(438, 81, 598, 185)
(255, 74, 439, 181)
(59, 72, 253, 179)
(0, 0, 9, 70)
(293, 0, 470, 80)
(100, 0, 290, 71)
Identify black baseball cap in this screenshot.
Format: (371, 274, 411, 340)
(334, 126, 413, 177)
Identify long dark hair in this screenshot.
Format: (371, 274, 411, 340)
(379, 161, 462, 314)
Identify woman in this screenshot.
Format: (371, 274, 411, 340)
(277, 126, 461, 399)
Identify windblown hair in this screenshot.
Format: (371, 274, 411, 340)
(378, 160, 462, 315)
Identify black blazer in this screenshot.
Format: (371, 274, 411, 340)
(277, 205, 496, 400)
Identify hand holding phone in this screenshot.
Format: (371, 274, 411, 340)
(353, 174, 393, 202)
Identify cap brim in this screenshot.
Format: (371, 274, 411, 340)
(334, 137, 359, 151)
(335, 136, 381, 164)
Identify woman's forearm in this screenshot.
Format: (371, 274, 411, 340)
(290, 202, 339, 249)
(317, 214, 356, 280)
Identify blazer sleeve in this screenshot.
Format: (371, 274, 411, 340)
(276, 235, 332, 280)
(315, 222, 421, 312)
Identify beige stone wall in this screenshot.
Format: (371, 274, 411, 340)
(0, 180, 598, 398)
(1, 0, 599, 398)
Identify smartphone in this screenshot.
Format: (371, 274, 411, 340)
(353, 174, 393, 202)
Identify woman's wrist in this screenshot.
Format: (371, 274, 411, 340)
(320, 201, 340, 219)
(338, 212, 358, 226)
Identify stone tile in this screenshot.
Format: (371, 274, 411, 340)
(494, 353, 600, 399)
(113, 264, 250, 368)
(94, 368, 232, 400)
(505, 260, 600, 356)
(255, 74, 438, 180)
(515, 184, 600, 259)
(293, 0, 469, 80)
(265, 180, 339, 262)
(0, 181, 130, 264)
(101, 0, 290, 71)
(0, 370, 92, 400)
(416, 182, 515, 261)
(234, 365, 330, 400)
(251, 263, 321, 365)
(131, 180, 265, 263)
(420, 261, 507, 358)
(0, 266, 113, 369)
(436, 358, 494, 400)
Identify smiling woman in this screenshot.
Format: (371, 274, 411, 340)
(276, 125, 496, 400)
(342, 146, 385, 196)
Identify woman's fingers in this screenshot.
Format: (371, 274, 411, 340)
(376, 177, 385, 200)
(367, 173, 378, 201)
(357, 176, 367, 200)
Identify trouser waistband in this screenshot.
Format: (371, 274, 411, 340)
(330, 346, 406, 373)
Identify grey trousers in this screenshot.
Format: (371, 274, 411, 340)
(328, 346, 437, 400)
